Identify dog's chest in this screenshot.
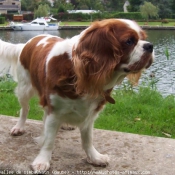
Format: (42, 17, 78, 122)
(49, 94, 104, 125)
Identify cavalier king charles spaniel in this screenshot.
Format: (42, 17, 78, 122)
(0, 19, 154, 172)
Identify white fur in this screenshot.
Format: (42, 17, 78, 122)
(36, 35, 52, 47)
(46, 39, 73, 70)
(0, 40, 24, 81)
(129, 40, 149, 64)
(0, 20, 154, 173)
(118, 19, 142, 37)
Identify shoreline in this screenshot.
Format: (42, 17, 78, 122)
(58, 25, 175, 30)
(0, 25, 175, 30)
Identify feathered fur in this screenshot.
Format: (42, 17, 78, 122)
(0, 19, 154, 173)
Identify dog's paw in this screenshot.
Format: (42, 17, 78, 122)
(31, 160, 50, 174)
(61, 123, 76, 130)
(87, 153, 109, 167)
(10, 126, 25, 136)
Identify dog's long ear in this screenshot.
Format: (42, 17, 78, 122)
(127, 71, 142, 86)
(73, 21, 123, 97)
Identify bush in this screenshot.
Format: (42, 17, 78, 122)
(1, 14, 13, 21)
(111, 12, 144, 20)
(162, 19, 169, 23)
(0, 17, 5, 24)
(52, 12, 146, 21)
(54, 12, 103, 21)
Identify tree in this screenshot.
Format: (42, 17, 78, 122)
(39, 0, 51, 6)
(70, 0, 80, 9)
(54, 0, 74, 12)
(104, 0, 124, 12)
(144, 0, 172, 18)
(21, 0, 51, 11)
(34, 4, 50, 18)
(77, 0, 104, 11)
(140, 1, 158, 21)
(21, 0, 33, 11)
(172, 0, 175, 13)
(128, 0, 143, 12)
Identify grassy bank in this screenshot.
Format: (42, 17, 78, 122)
(0, 78, 175, 138)
(59, 21, 175, 27)
(1, 21, 174, 27)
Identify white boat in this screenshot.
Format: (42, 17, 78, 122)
(10, 18, 59, 31)
(44, 16, 57, 22)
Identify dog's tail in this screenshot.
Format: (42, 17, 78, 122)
(0, 39, 25, 81)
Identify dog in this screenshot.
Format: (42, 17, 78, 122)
(0, 19, 154, 172)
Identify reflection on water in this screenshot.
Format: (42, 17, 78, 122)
(0, 30, 175, 96)
(140, 30, 175, 96)
(0, 30, 83, 43)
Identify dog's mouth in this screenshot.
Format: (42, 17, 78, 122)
(123, 54, 154, 73)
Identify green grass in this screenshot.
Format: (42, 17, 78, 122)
(1, 78, 175, 138)
(1, 20, 175, 27)
(138, 21, 175, 27)
(59, 21, 91, 26)
(0, 78, 43, 120)
(95, 87, 175, 138)
(59, 21, 175, 27)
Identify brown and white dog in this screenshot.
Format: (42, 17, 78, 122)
(0, 19, 154, 172)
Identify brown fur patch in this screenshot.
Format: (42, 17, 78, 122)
(46, 53, 78, 99)
(20, 36, 65, 107)
(73, 19, 139, 97)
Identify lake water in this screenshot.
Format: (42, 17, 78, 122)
(0, 30, 175, 96)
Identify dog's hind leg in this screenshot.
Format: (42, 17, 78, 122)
(10, 83, 35, 136)
(10, 67, 35, 136)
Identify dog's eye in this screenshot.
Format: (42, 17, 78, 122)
(126, 38, 134, 45)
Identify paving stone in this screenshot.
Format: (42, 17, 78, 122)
(0, 115, 175, 175)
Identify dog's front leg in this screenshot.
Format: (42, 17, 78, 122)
(80, 121, 109, 167)
(31, 113, 60, 173)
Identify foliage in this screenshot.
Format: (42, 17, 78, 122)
(146, 0, 172, 19)
(111, 12, 143, 20)
(38, 0, 50, 6)
(55, 12, 102, 21)
(128, 0, 174, 19)
(128, 0, 143, 12)
(54, 0, 74, 13)
(70, 0, 80, 9)
(55, 11, 145, 22)
(20, 0, 175, 19)
(172, 0, 175, 13)
(1, 14, 13, 21)
(104, 0, 124, 12)
(0, 17, 5, 24)
(140, 2, 159, 21)
(21, 0, 38, 11)
(157, 1, 172, 19)
(34, 4, 50, 18)
(78, 0, 104, 11)
(21, 0, 51, 12)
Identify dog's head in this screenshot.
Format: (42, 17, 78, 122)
(73, 19, 154, 97)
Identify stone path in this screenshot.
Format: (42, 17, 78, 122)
(0, 115, 175, 175)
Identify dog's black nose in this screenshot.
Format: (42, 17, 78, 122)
(143, 43, 153, 53)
